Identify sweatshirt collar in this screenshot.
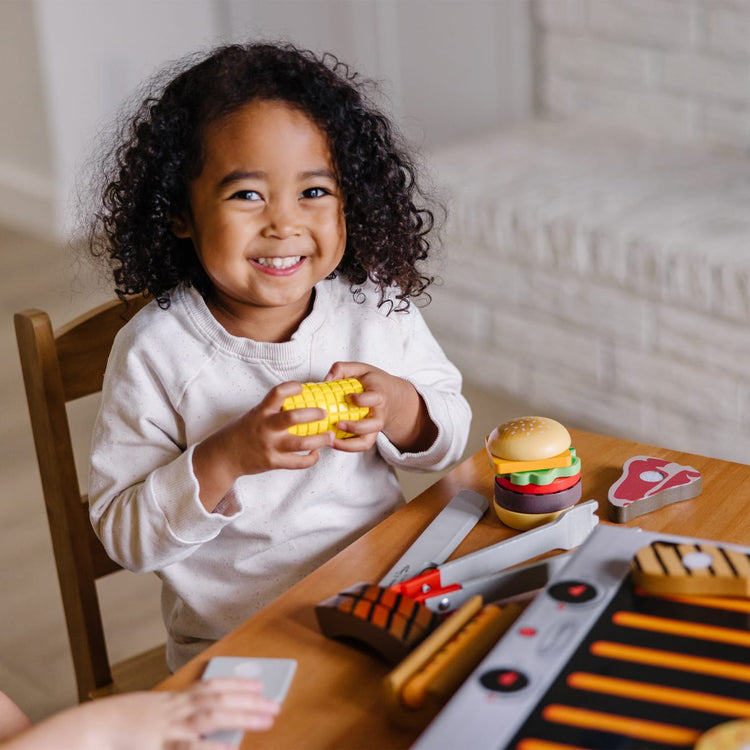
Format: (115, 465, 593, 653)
(178, 283, 331, 367)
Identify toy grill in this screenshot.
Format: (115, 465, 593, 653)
(413, 524, 750, 750)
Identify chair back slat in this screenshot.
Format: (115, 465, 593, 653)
(57, 296, 149, 401)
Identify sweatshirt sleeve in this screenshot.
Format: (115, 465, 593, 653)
(88, 327, 242, 573)
(376, 305, 471, 471)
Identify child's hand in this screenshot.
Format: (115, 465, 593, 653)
(193, 382, 335, 511)
(324, 362, 438, 454)
(232, 381, 336, 471)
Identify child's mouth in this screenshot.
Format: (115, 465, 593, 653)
(254, 256, 304, 271)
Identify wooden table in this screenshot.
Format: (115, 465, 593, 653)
(158, 430, 750, 748)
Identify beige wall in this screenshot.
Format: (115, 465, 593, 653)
(0, 0, 534, 240)
(0, 1, 55, 236)
(227, 0, 533, 150)
(0, 2, 51, 175)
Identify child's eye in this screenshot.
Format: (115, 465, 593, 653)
(230, 190, 261, 201)
(301, 187, 330, 199)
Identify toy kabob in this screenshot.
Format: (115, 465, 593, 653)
(487, 417, 582, 530)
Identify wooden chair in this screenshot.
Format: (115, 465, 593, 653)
(14, 296, 168, 702)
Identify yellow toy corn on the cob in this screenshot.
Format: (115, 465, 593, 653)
(282, 378, 369, 439)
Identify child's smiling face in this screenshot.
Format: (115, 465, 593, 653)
(176, 99, 346, 341)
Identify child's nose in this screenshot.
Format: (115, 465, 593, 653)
(261, 198, 302, 239)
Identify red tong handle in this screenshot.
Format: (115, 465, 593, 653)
(389, 569, 461, 602)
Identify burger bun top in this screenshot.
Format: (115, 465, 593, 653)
(487, 416, 571, 461)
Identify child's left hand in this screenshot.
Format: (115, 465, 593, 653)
(324, 362, 438, 454)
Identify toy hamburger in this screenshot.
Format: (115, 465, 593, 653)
(486, 416, 581, 530)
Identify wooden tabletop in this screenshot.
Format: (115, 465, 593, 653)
(157, 429, 750, 748)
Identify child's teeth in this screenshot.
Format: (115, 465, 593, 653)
(258, 256, 301, 269)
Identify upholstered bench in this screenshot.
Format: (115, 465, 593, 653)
(425, 120, 750, 464)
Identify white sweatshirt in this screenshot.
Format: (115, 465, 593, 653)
(89, 277, 471, 669)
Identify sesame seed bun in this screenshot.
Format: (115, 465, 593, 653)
(487, 416, 571, 462)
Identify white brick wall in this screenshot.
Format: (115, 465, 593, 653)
(421, 1, 750, 464)
(706, 4, 750, 60)
(533, 0, 750, 152)
(426, 121, 750, 464)
(586, 0, 695, 49)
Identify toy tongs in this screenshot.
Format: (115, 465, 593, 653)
(389, 495, 599, 613)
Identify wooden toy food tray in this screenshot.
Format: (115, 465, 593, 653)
(413, 524, 750, 749)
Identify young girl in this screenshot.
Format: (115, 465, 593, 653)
(87, 42, 471, 670)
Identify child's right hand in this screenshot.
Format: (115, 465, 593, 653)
(192, 382, 335, 512)
(231, 381, 336, 472)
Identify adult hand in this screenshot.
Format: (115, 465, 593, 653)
(1, 678, 280, 750)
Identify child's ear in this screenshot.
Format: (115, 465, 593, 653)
(171, 214, 192, 239)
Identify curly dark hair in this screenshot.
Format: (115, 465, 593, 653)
(87, 41, 440, 311)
